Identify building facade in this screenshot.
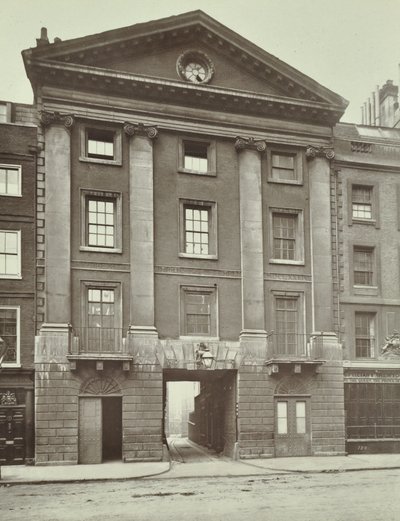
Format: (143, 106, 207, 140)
(0, 101, 37, 464)
(7, 11, 397, 465)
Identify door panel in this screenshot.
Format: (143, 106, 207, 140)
(275, 397, 311, 457)
(102, 397, 122, 461)
(0, 407, 25, 464)
(79, 398, 102, 464)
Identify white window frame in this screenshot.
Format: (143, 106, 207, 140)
(179, 199, 218, 260)
(178, 137, 216, 176)
(0, 164, 22, 197)
(79, 125, 122, 166)
(269, 208, 304, 265)
(267, 148, 303, 185)
(80, 189, 122, 253)
(0, 306, 21, 367)
(0, 230, 21, 279)
(179, 285, 219, 340)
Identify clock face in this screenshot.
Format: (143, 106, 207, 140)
(177, 50, 214, 84)
(184, 62, 207, 83)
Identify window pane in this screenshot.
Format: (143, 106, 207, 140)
(277, 402, 288, 434)
(184, 205, 210, 255)
(272, 153, 296, 181)
(0, 169, 6, 194)
(296, 401, 306, 434)
(7, 169, 19, 195)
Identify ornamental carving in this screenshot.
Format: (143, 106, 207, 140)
(0, 391, 17, 405)
(274, 376, 309, 395)
(305, 145, 335, 160)
(380, 331, 400, 359)
(123, 122, 158, 139)
(80, 377, 121, 395)
(40, 111, 74, 128)
(235, 136, 266, 152)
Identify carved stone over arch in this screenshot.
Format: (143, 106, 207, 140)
(40, 110, 74, 129)
(123, 122, 158, 139)
(234, 136, 266, 153)
(274, 376, 309, 395)
(80, 376, 121, 395)
(305, 145, 335, 160)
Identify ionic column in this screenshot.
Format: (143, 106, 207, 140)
(306, 145, 335, 333)
(40, 111, 73, 329)
(124, 123, 158, 345)
(235, 137, 267, 355)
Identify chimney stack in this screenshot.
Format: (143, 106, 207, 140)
(36, 27, 49, 47)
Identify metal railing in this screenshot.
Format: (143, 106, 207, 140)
(267, 333, 325, 358)
(347, 424, 400, 439)
(74, 327, 125, 354)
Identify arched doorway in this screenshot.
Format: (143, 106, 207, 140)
(79, 377, 122, 464)
(274, 376, 311, 457)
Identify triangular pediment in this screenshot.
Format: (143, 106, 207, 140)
(23, 10, 347, 113)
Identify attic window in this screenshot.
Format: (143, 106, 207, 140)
(178, 138, 216, 176)
(87, 129, 115, 160)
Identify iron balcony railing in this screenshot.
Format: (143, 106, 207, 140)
(74, 327, 126, 354)
(347, 424, 400, 439)
(267, 333, 325, 359)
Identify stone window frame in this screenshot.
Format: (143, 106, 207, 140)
(347, 181, 380, 228)
(179, 198, 218, 260)
(0, 164, 22, 197)
(266, 146, 304, 185)
(0, 305, 20, 367)
(271, 290, 306, 355)
(179, 284, 219, 340)
(0, 229, 22, 279)
(349, 241, 380, 297)
(79, 123, 122, 166)
(178, 136, 216, 177)
(268, 207, 304, 265)
(80, 189, 122, 254)
(354, 311, 377, 359)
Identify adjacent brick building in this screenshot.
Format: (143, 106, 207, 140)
(7, 11, 398, 465)
(0, 100, 37, 464)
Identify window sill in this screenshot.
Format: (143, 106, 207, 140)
(0, 274, 22, 279)
(1, 363, 21, 368)
(178, 167, 216, 177)
(179, 253, 218, 260)
(352, 218, 377, 226)
(0, 193, 22, 198)
(179, 336, 220, 342)
(267, 178, 303, 186)
(80, 246, 122, 254)
(269, 259, 304, 266)
(79, 156, 122, 166)
(353, 285, 379, 296)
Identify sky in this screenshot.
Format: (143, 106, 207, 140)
(1, 0, 399, 123)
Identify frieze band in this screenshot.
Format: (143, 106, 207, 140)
(123, 122, 158, 139)
(40, 111, 74, 128)
(306, 145, 335, 160)
(234, 136, 267, 152)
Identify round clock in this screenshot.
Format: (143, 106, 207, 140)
(176, 50, 214, 84)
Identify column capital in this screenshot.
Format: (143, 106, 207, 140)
(306, 145, 335, 160)
(40, 110, 74, 129)
(234, 136, 266, 153)
(123, 122, 158, 139)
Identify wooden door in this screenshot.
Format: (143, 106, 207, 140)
(0, 407, 25, 464)
(275, 397, 311, 457)
(79, 398, 102, 464)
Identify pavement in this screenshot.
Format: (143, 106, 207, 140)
(1, 438, 400, 485)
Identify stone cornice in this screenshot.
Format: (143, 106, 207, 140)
(123, 122, 158, 139)
(28, 60, 344, 126)
(306, 145, 335, 160)
(40, 110, 74, 129)
(234, 136, 266, 152)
